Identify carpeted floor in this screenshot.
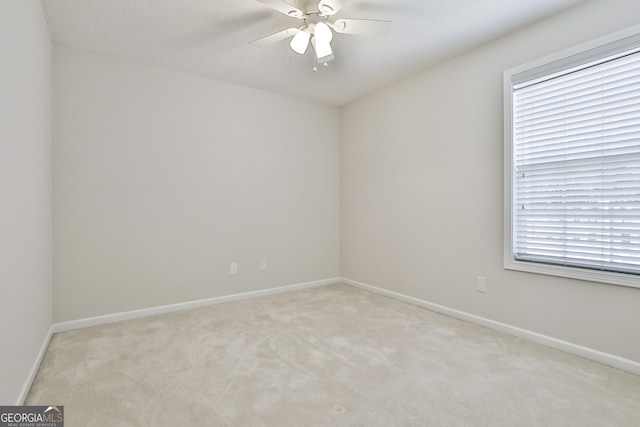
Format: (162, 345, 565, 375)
(27, 283, 640, 426)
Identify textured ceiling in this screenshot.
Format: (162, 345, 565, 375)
(41, 0, 584, 106)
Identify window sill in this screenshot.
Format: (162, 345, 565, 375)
(504, 258, 640, 289)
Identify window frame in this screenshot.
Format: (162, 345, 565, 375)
(503, 24, 640, 289)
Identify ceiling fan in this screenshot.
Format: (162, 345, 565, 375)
(250, 0, 391, 70)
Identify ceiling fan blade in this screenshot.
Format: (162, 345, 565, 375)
(318, 0, 348, 16)
(331, 18, 391, 36)
(250, 28, 299, 46)
(256, 0, 304, 18)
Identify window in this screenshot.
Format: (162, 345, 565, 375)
(504, 25, 640, 288)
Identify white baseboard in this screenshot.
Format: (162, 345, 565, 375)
(17, 325, 54, 405)
(52, 278, 339, 333)
(340, 277, 640, 377)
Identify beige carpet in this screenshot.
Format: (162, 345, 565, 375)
(27, 283, 640, 426)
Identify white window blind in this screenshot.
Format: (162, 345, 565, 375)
(512, 51, 640, 276)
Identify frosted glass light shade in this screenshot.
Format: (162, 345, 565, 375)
(290, 29, 310, 55)
(314, 22, 333, 44)
(312, 36, 333, 61)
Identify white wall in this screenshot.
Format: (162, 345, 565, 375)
(0, 1, 52, 404)
(53, 46, 340, 322)
(341, 0, 640, 363)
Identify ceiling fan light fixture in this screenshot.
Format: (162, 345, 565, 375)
(311, 36, 334, 62)
(314, 21, 333, 44)
(289, 28, 310, 55)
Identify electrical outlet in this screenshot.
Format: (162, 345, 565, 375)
(260, 259, 267, 271)
(229, 262, 238, 275)
(476, 276, 487, 293)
